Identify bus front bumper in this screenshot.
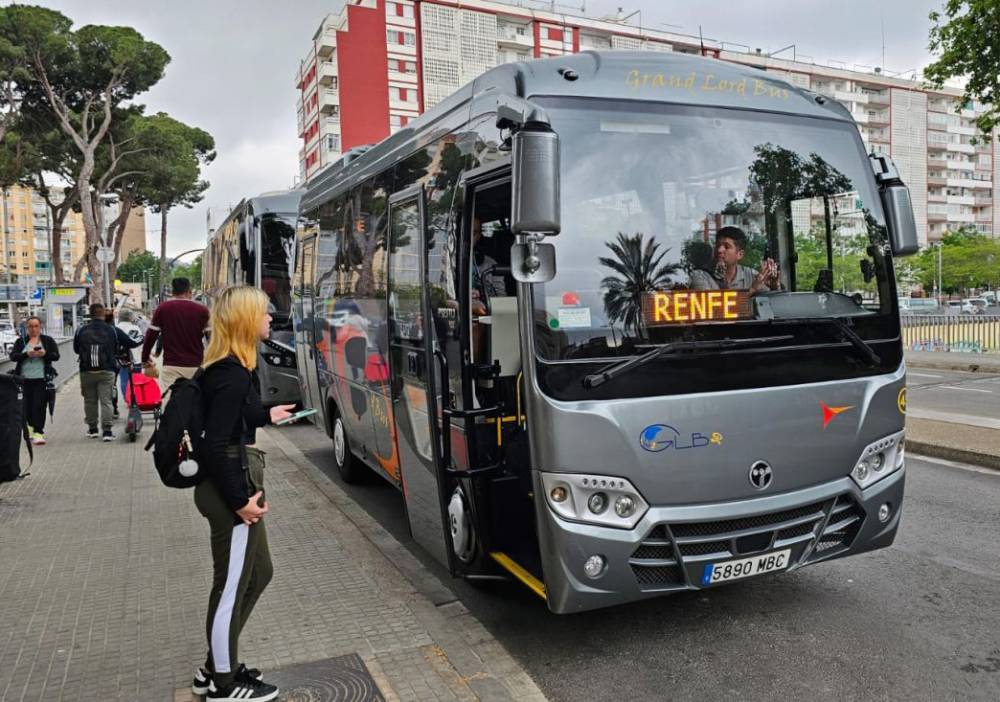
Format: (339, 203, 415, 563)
(534, 465, 904, 614)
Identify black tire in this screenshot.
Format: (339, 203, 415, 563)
(332, 409, 364, 483)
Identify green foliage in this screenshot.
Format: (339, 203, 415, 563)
(171, 254, 202, 289)
(925, 0, 1000, 139)
(913, 227, 1000, 293)
(139, 112, 215, 209)
(116, 249, 160, 288)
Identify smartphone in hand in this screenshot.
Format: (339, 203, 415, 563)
(274, 408, 318, 426)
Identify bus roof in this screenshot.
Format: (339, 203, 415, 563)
(302, 50, 854, 213)
(209, 188, 303, 242)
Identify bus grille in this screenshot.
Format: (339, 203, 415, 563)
(630, 495, 864, 591)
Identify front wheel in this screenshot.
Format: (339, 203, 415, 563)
(332, 411, 363, 483)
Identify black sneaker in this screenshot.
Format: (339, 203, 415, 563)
(192, 664, 262, 696)
(102, 429, 115, 442)
(86, 426, 99, 438)
(207, 677, 278, 701)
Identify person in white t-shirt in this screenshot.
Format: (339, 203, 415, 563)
(116, 308, 144, 400)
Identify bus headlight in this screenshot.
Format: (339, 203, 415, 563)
(539, 472, 648, 529)
(851, 430, 905, 489)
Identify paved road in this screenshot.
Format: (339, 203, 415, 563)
(907, 368, 1000, 421)
(304, 442, 1000, 702)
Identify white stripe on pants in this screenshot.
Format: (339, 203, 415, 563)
(210, 523, 249, 674)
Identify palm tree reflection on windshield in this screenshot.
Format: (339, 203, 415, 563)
(600, 232, 679, 338)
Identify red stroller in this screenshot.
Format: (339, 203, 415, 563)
(124, 365, 162, 442)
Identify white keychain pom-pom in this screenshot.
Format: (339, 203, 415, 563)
(178, 458, 199, 477)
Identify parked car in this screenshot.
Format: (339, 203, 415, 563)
(901, 298, 940, 315)
(945, 300, 964, 315)
(963, 298, 989, 314)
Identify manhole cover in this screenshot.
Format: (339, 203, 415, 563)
(264, 653, 384, 702)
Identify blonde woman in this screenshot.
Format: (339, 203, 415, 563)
(191, 286, 293, 702)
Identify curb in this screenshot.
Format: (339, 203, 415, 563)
(907, 439, 1000, 472)
(262, 427, 549, 702)
(905, 358, 1000, 374)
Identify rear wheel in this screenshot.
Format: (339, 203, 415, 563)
(332, 410, 363, 483)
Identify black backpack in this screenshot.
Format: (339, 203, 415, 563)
(76, 322, 116, 372)
(0, 374, 32, 483)
(144, 370, 205, 488)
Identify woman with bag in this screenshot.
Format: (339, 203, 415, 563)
(191, 286, 293, 702)
(10, 316, 60, 445)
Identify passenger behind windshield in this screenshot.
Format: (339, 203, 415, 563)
(689, 226, 779, 295)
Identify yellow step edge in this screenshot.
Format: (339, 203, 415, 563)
(490, 551, 547, 601)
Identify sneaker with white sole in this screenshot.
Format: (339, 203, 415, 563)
(87, 426, 99, 438)
(192, 664, 262, 696)
(102, 429, 115, 442)
(207, 677, 278, 701)
(31, 432, 45, 445)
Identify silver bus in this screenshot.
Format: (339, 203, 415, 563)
(203, 189, 302, 406)
(294, 52, 918, 613)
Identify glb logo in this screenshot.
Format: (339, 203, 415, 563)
(640, 424, 723, 452)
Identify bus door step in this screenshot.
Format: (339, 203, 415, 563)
(490, 552, 547, 601)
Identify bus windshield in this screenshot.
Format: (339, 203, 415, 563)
(258, 212, 296, 341)
(532, 98, 894, 361)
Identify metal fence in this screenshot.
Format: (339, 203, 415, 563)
(902, 315, 1000, 354)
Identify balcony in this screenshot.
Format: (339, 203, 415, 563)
(928, 211, 947, 222)
(864, 91, 890, 107)
(975, 196, 994, 206)
(317, 30, 337, 58)
(946, 141, 976, 154)
(946, 159, 974, 171)
(319, 88, 339, 112)
(928, 175, 947, 186)
(497, 25, 534, 48)
(866, 111, 890, 126)
(928, 192, 947, 203)
(835, 90, 866, 105)
(946, 195, 975, 206)
(318, 61, 338, 86)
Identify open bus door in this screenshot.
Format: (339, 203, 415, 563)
(295, 233, 326, 425)
(386, 187, 458, 571)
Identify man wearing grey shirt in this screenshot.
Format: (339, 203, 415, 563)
(689, 226, 778, 293)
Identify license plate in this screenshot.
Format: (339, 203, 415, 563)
(700, 549, 791, 586)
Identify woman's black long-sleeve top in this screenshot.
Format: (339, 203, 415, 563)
(10, 334, 60, 378)
(201, 356, 270, 512)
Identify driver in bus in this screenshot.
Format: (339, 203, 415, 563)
(689, 226, 779, 294)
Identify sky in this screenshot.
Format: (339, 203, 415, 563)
(31, 0, 946, 256)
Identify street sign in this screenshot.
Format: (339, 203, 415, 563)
(30, 287, 43, 302)
(96, 247, 114, 264)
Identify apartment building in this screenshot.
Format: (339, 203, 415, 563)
(0, 186, 142, 283)
(295, 0, 998, 246)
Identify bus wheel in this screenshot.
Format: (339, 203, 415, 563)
(448, 486, 478, 564)
(332, 411, 362, 483)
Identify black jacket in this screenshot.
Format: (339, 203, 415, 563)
(10, 334, 60, 379)
(201, 356, 271, 512)
(73, 320, 140, 372)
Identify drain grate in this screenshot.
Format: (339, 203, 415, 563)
(262, 653, 384, 702)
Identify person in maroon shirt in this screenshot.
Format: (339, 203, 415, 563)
(141, 277, 210, 390)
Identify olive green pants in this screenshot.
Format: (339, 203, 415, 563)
(194, 447, 272, 689)
(80, 370, 115, 430)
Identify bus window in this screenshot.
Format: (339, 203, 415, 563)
(470, 183, 515, 367)
(259, 212, 297, 342)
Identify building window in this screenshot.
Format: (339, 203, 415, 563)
(402, 31, 415, 46)
(398, 87, 408, 101)
(390, 114, 402, 128)
(326, 135, 340, 152)
(547, 28, 564, 41)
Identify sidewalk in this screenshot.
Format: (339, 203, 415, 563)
(903, 350, 1000, 470)
(0, 377, 548, 702)
(905, 349, 1000, 373)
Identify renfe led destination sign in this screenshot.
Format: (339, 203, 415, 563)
(642, 290, 752, 325)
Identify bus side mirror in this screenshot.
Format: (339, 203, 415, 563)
(870, 153, 919, 257)
(511, 127, 560, 237)
(882, 184, 919, 257)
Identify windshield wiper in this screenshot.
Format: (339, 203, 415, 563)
(582, 335, 795, 389)
(770, 317, 881, 366)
